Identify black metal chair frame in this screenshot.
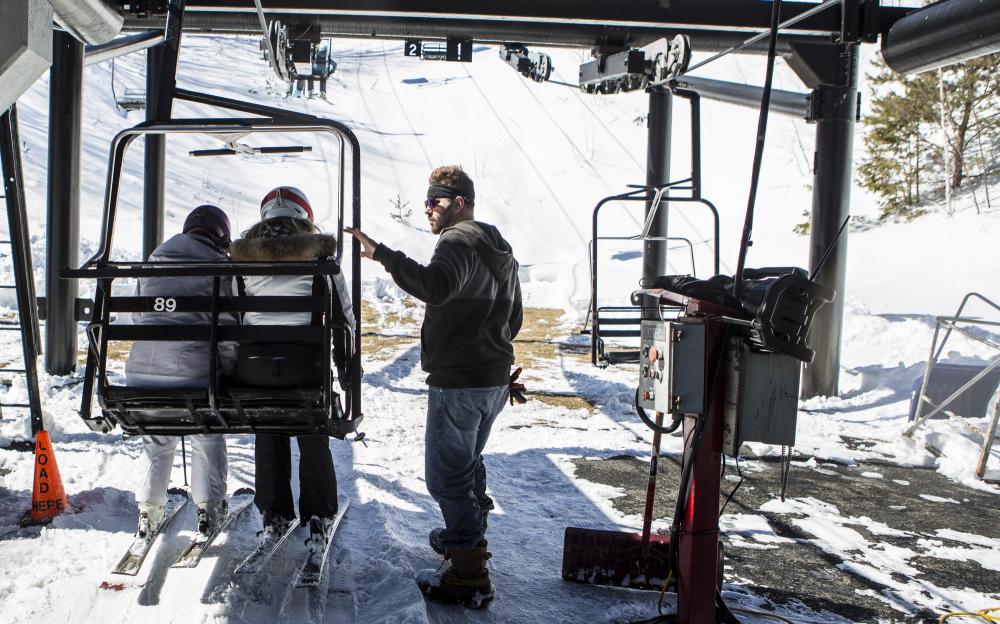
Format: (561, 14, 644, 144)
(63, 118, 363, 437)
(585, 87, 721, 367)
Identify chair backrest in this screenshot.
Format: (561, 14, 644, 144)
(87, 262, 357, 437)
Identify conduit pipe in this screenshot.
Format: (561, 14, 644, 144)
(85, 30, 164, 65)
(48, 0, 123, 46)
(882, 0, 1000, 75)
(672, 75, 809, 119)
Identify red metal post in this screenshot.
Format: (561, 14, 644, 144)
(677, 304, 726, 624)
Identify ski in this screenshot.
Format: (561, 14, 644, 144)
(171, 488, 256, 569)
(294, 499, 349, 588)
(234, 516, 298, 575)
(112, 488, 189, 576)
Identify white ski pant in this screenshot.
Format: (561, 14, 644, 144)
(126, 373, 228, 507)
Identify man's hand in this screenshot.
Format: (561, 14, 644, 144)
(344, 227, 378, 259)
(509, 366, 527, 405)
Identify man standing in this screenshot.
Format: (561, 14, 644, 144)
(346, 165, 521, 609)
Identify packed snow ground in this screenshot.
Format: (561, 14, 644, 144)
(0, 36, 998, 623)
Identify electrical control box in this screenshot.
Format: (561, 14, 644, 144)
(637, 319, 705, 415)
(722, 338, 800, 456)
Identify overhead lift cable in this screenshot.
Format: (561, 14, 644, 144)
(684, 0, 844, 75)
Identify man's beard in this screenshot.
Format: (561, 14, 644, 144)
(429, 207, 453, 234)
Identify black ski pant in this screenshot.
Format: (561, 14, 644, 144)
(234, 341, 338, 523)
(254, 433, 338, 523)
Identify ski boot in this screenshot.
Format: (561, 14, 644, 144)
(259, 510, 296, 541)
(136, 502, 165, 539)
(196, 499, 228, 537)
(306, 514, 338, 553)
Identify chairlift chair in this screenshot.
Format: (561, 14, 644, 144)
(584, 87, 720, 367)
(111, 57, 146, 112)
(63, 117, 363, 439)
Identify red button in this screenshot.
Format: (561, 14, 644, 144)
(649, 346, 659, 363)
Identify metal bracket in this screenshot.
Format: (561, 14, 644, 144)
(841, 0, 881, 44)
(83, 414, 114, 433)
(36, 297, 95, 322)
(806, 85, 861, 123)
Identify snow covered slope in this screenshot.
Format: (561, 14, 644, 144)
(0, 35, 997, 624)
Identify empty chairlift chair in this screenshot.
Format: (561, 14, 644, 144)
(583, 87, 720, 367)
(584, 184, 719, 367)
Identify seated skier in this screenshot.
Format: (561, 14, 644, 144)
(229, 186, 354, 551)
(124, 205, 236, 540)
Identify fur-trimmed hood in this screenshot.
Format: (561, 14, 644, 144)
(230, 233, 337, 261)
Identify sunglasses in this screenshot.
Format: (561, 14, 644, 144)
(424, 195, 457, 210)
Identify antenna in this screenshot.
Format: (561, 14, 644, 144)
(809, 215, 851, 282)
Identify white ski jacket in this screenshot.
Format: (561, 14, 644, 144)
(230, 233, 355, 332)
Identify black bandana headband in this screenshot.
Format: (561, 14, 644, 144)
(427, 183, 474, 202)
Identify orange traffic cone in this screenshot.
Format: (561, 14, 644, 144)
(29, 431, 69, 523)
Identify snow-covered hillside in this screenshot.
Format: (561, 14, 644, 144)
(0, 35, 998, 624)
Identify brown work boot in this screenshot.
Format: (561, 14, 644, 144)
(416, 540, 494, 609)
(428, 510, 490, 556)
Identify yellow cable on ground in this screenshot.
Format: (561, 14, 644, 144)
(939, 606, 1000, 623)
(657, 571, 674, 615)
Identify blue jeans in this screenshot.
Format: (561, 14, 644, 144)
(425, 385, 508, 549)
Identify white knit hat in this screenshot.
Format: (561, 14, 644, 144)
(260, 186, 314, 221)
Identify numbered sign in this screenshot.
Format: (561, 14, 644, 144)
(404, 39, 422, 57)
(153, 297, 177, 312)
(446, 37, 473, 63)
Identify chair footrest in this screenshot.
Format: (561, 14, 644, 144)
(221, 386, 323, 402)
(105, 386, 207, 403)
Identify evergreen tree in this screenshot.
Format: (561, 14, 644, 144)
(857, 54, 1000, 219)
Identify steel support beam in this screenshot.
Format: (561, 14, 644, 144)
(166, 0, 904, 36)
(642, 88, 671, 297)
(882, 0, 1000, 75)
(124, 12, 827, 52)
(1, 105, 45, 435)
(801, 43, 859, 399)
(85, 29, 164, 65)
(169, 0, 850, 31)
(672, 75, 809, 119)
(45, 31, 83, 375)
(143, 45, 166, 259)
(143, 0, 184, 259)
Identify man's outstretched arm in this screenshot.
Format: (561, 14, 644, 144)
(345, 227, 470, 306)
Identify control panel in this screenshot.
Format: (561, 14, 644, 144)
(722, 338, 800, 456)
(637, 319, 705, 415)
